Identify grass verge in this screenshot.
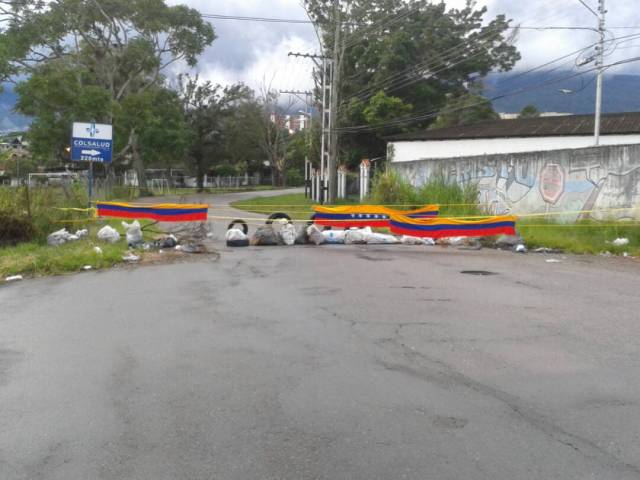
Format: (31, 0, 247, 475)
(0, 237, 129, 278)
(232, 193, 321, 220)
(518, 219, 640, 256)
(0, 219, 162, 278)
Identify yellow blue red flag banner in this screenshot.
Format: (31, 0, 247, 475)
(97, 202, 208, 222)
(389, 214, 517, 238)
(313, 204, 439, 228)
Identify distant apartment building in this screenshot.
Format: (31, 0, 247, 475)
(499, 112, 571, 120)
(270, 114, 309, 134)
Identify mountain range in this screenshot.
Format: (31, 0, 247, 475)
(2, 71, 639, 133)
(483, 71, 640, 115)
(0, 84, 30, 133)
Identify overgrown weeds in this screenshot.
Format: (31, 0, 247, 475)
(370, 170, 481, 216)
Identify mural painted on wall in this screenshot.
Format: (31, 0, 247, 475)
(392, 144, 640, 221)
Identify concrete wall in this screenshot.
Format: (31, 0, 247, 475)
(391, 143, 640, 222)
(391, 135, 640, 161)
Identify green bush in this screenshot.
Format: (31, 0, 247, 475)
(0, 184, 92, 243)
(370, 170, 481, 217)
(210, 164, 238, 176)
(285, 168, 305, 187)
(417, 174, 481, 217)
(370, 170, 420, 206)
(0, 212, 34, 246)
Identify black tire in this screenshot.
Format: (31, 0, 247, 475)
(266, 212, 291, 225)
(307, 213, 332, 230)
(227, 219, 248, 235)
(307, 213, 316, 226)
(226, 239, 250, 247)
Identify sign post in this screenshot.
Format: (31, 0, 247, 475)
(71, 122, 113, 207)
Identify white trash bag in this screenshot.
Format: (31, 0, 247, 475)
(400, 235, 428, 245)
(322, 230, 346, 244)
(97, 225, 121, 244)
(345, 227, 372, 245)
(367, 232, 399, 244)
(75, 229, 89, 239)
(279, 223, 297, 246)
(306, 224, 325, 245)
(122, 221, 143, 247)
(225, 228, 248, 242)
(612, 238, 629, 246)
(47, 228, 72, 246)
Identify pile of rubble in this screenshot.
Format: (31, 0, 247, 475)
(44, 220, 215, 265)
(226, 220, 447, 247)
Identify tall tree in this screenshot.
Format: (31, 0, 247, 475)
(257, 88, 295, 187)
(303, 0, 520, 165)
(519, 104, 540, 118)
(430, 92, 499, 129)
(179, 75, 254, 190)
(0, 0, 215, 191)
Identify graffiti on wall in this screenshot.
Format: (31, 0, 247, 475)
(393, 144, 640, 221)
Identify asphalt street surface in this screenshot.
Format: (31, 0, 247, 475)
(2, 189, 640, 479)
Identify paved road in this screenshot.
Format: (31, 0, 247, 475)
(2, 189, 640, 479)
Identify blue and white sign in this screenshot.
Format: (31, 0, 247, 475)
(71, 122, 113, 163)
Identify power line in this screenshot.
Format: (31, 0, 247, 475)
(336, 2, 611, 107)
(340, 29, 640, 110)
(336, 53, 640, 133)
(200, 14, 313, 24)
(576, 0, 599, 17)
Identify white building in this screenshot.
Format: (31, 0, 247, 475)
(387, 113, 640, 221)
(388, 112, 640, 162)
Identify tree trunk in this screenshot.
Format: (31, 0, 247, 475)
(130, 130, 149, 196)
(196, 155, 206, 192)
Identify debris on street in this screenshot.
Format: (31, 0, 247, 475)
(546, 258, 562, 263)
(122, 221, 143, 247)
(97, 226, 121, 244)
(494, 234, 525, 250)
(533, 247, 563, 254)
(307, 225, 325, 245)
(515, 244, 527, 253)
(366, 232, 400, 244)
(122, 252, 141, 262)
(279, 223, 297, 246)
(322, 230, 346, 244)
(5, 275, 23, 282)
(226, 227, 249, 247)
(400, 234, 432, 245)
(345, 227, 372, 245)
(251, 226, 280, 246)
(153, 235, 178, 249)
(612, 237, 630, 246)
(181, 243, 206, 254)
(47, 228, 72, 246)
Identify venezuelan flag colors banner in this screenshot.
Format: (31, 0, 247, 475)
(389, 214, 517, 238)
(97, 202, 208, 222)
(313, 204, 439, 228)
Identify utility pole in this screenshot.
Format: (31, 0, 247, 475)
(279, 90, 313, 198)
(288, 51, 331, 203)
(594, 0, 606, 145)
(327, 0, 341, 203)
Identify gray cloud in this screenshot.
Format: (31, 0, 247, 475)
(174, 0, 640, 89)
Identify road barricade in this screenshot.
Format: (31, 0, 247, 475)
(312, 204, 439, 229)
(388, 214, 517, 238)
(96, 202, 208, 222)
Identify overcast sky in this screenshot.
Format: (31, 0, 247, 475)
(167, 0, 640, 92)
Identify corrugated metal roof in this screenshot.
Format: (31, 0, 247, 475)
(386, 112, 640, 141)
